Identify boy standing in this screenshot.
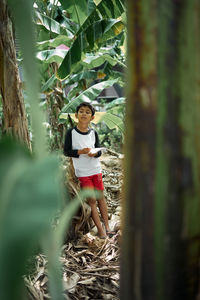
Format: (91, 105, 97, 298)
(64, 102, 114, 239)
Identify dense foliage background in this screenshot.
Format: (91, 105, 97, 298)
(0, 0, 126, 153)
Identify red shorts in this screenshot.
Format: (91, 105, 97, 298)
(78, 173, 104, 191)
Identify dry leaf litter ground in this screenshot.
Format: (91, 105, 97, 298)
(25, 150, 123, 300)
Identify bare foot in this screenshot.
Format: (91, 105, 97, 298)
(97, 229, 107, 239)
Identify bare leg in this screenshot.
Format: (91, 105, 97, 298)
(87, 198, 106, 237)
(97, 193, 110, 232)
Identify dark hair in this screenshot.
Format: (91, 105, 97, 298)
(76, 102, 95, 116)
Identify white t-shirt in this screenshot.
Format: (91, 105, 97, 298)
(64, 127, 102, 177)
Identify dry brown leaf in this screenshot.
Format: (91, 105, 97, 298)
(78, 276, 96, 285)
(25, 152, 122, 300)
(63, 272, 80, 292)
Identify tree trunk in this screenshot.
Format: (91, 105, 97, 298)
(0, 0, 31, 149)
(47, 92, 65, 151)
(121, 0, 200, 299)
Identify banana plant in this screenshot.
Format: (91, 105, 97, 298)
(34, 0, 126, 84)
(36, 48, 68, 64)
(33, 0, 126, 150)
(36, 17, 125, 79)
(59, 0, 125, 33)
(39, 45, 125, 94)
(58, 0, 96, 26)
(57, 0, 125, 79)
(35, 10, 74, 38)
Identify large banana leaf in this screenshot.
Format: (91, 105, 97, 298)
(35, 11, 74, 38)
(105, 70, 125, 86)
(59, 0, 124, 29)
(103, 62, 125, 86)
(37, 49, 68, 64)
(37, 35, 72, 50)
(66, 70, 112, 100)
(60, 79, 118, 113)
(41, 74, 57, 93)
(57, 19, 124, 79)
(81, 53, 125, 68)
(59, 0, 95, 26)
(64, 70, 98, 85)
(67, 82, 86, 101)
(104, 97, 126, 109)
(66, 44, 126, 78)
(40, 49, 124, 93)
(105, 103, 125, 116)
(100, 112, 124, 132)
(41, 70, 97, 94)
(76, 0, 125, 35)
(65, 50, 126, 79)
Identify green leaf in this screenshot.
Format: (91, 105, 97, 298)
(35, 11, 74, 37)
(68, 45, 126, 76)
(0, 138, 63, 300)
(37, 35, 72, 50)
(59, 0, 89, 26)
(64, 70, 98, 85)
(81, 53, 126, 68)
(44, 196, 81, 300)
(41, 75, 57, 93)
(88, 0, 96, 15)
(61, 79, 118, 113)
(103, 62, 125, 85)
(57, 19, 124, 80)
(100, 112, 124, 133)
(37, 26, 56, 42)
(67, 82, 83, 100)
(37, 49, 68, 64)
(76, 0, 125, 35)
(104, 97, 126, 109)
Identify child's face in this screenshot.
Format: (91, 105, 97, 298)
(75, 106, 94, 123)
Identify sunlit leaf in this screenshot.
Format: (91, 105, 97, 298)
(36, 49, 68, 63)
(104, 97, 126, 109)
(100, 112, 124, 133)
(60, 80, 118, 113)
(37, 35, 72, 50)
(81, 53, 125, 68)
